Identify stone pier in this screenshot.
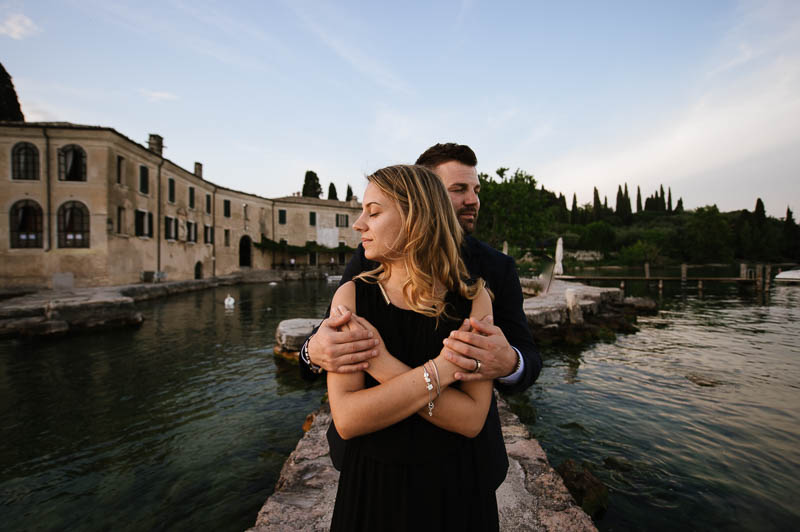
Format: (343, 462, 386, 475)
(247, 395, 597, 532)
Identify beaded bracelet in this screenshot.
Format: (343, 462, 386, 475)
(422, 363, 435, 416)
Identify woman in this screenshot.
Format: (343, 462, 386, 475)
(327, 165, 500, 531)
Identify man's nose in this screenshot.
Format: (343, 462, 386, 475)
(465, 189, 478, 205)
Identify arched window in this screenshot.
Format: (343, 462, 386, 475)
(57, 201, 90, 248)
(9, 200, 43, 248)
(12, 142, 40, 180)
(58, 144, 87, 182)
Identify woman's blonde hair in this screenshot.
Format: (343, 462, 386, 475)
(355, 164, 485, 319)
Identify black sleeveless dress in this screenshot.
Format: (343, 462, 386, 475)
(329, 279, 500, 532)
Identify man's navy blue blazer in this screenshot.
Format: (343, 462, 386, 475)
(302, 236, 542, 490)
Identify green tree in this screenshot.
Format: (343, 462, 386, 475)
(328, 182, 338, 200)
(684, 205, 733, 263)
(571, 193, 579, 225)
(345, 184, 354, 201)
(302, 171, 322, 198)
(668, 188, 673, 213)
(593, 187, 602, 221)
(675, 198, 684, 214)
(784, 207, 800, 260)
(0, 62, 24, 121)
(579, 221, 616, 255)
(636, 186, 642, 213)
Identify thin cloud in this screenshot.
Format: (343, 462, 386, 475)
(139, 89, 179, 103)
(288, 3, 412, 95)
(0, 13, 39, 39)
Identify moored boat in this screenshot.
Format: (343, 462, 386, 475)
(775, 269, 800, 284)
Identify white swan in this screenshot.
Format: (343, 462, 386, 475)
(224, 294, 235, 309)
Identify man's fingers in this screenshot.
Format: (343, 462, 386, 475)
(325, 310, 351, 328)
(446, 330, 489, 351)
(469, 316, 500, 335)
(444, 349, 483, 372)
(336, 362, 371, 373)
(332, 338, 379, 357)
(331, 349, 378, 370)
(454, 371, 483, 382)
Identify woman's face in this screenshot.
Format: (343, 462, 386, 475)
(352, 182, 404, 263)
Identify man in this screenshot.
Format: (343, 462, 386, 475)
(301, 143, 541, 394)
(301, 143, 541, 490)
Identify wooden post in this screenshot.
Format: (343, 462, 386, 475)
(681, 264, 688, 281)
(658, 279, 663, 295)
(644, 262, 650, 279)
(698, 279, 703, 292)
(740, 263, 747, 279)
(765, 264, 772, 290)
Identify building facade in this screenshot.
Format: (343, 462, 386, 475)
(1, 122, 361, 288)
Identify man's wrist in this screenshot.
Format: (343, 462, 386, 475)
(301, 336, 324, 374)
(497, 347, 524, 384)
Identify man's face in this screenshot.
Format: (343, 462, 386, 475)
(433, 161, 480, 234)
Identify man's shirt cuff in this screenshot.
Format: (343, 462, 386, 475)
(497, 347, 525, 384)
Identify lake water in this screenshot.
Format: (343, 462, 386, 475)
(1, 278, 799, 531)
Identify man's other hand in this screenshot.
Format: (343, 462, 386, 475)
(307, 306, 379, 373)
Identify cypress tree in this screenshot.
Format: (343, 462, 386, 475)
(675, 198, 684, 214)
(615, 185, 624, 215)
(345, 185, 354, 201)
(636, 186, 642, 213)
(659, 185, 666, 212)
(593, 187, 602, 220)
(754, 198, 766, 226)
(302, 171, 322, 198)
(0, 62, 24, 121)
(668, 187, 673, 213)
(328, 182, 338, 200)
(571, 193, 578, 225)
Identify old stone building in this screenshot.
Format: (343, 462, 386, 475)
(1, 122, 361, 288)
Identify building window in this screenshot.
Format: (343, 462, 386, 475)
(117, 206, 126, 234)
(187, 221, 197, 243)
(189, 187, 195, 209)
(135, 210, 153, 238)
(57, 201, 90, 248)
(336, 214, 349, 227)
(139, 166, 149, 195)
(204, 225, 214, 244)
(116, 155, 125, 184)
(165, 216, 176, 240)
(205, 194, 211, 214)
(279, 209, 287, 224)
(168, 178, 175, 203)
(58, 144, 86, 182)
(9, 199, 43, 248)
(309, 212, 316, 226)
(224, 229, 230, 247)
(223, 199, 231, 218)
(12, 142, 40, 180)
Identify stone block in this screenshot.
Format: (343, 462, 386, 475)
(275, 318, 320, 352)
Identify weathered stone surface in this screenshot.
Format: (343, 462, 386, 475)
(275, 319, 319, 353)
(248, 396, 597, 532)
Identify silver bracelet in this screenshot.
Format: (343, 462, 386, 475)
(422, 363, 434, 416)
(428, 359, 441, 397)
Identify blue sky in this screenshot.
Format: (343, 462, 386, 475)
(3, 0, 798, 217)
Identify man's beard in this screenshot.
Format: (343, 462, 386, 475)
(457, 207, 478, 234)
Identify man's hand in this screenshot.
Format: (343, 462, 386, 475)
(443, 315, 518, 382)
(307, 305, 379, 373)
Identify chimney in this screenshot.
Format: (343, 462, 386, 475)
(148, 134, 163, 156)
(194, 162, 203, 178)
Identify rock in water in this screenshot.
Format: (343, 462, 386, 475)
(556, 459, 609, 519)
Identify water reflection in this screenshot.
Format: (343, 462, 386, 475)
(526, 283, 800, 531)
(0, 281, 336, 532)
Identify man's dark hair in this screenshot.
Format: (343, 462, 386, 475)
(415, 143, 477, 169)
